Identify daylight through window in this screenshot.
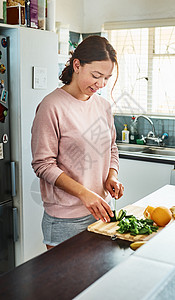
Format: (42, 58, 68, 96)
(106, 25, 175, 116)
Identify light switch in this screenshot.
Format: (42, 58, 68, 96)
(32, 66, 47, 89)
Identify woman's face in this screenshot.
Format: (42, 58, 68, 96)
(73, 59, 114, 99)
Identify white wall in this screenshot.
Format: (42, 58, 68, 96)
(55, 0, 83, 32)
(83, 0, 175, 32)
(56, 0, 175, 33)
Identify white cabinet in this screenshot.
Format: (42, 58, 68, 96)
(0, 25, 58, 266)
(117, 158, 174, 209)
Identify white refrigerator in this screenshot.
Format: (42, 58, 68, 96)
(0, 25, 59, 266)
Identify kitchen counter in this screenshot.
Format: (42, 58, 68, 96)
(75, 185, 175, 300)
(117, 143, 175, 165)
(0, 185, 175, 300)
(0, 231, 132, 299)
(119, 151, 175, 165)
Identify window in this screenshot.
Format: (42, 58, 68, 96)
(105, 22, 175, 116)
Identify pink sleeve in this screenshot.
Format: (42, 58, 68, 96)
(110, 117, 119, 173)
(31, 98, 64, 186)
(105, 101, 119, 173)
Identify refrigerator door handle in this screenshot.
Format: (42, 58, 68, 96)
(11, 161, 16, 197)
(13, 207, 19, 242)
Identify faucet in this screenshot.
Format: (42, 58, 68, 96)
(134, 115, 156, 137)
(134, 115, 168, 146)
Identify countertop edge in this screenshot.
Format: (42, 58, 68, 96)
(119, 152, 175, 165)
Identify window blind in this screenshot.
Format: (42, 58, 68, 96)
(105, 20, 175, 117)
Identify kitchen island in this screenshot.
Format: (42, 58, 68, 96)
(0, 185, 175, 300)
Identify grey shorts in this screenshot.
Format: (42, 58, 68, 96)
(42, 211, 96, 246)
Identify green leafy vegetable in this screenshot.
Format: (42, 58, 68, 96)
(117, 215, 159, 236)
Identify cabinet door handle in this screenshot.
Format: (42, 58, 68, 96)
(13, 207, 19, 242)
(11, 161, 16, 197)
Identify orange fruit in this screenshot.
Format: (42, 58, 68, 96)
(143, 205, 155, 219)
(151, 206, 172, 227)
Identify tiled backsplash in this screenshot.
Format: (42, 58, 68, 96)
(114, 115, 175, 147)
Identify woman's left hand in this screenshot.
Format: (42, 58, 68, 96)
(105, 168, 124, 199)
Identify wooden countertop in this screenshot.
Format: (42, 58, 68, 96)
(0, 184, 175, 300)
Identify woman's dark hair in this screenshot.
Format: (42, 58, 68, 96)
(59, 35, 118, 95)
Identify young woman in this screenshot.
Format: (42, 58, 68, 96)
(31, 35, 124, 249)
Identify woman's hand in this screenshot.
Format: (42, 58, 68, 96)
(105, 168, 124, 199)
(79, 189, 114, 223)
(55, 172, 114, 222)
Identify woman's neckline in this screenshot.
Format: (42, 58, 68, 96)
(59, 87, 94, 103)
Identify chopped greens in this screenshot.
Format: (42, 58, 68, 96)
(116, 209, 127, 221)
(117, 214, 159, 236)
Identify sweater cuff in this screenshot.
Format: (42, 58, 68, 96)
(109, 163, 119, 174)
(46, 167, 64, 186)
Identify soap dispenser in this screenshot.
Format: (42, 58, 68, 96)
(122, 124, 129, 143)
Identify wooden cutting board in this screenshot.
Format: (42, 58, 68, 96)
(87, 205, 171, 242)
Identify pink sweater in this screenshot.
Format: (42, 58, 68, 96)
(31, 88, 119, 218)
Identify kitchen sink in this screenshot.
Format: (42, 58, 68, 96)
(142, 147, 175, 157)
(117, 143, 175, 159)
(117, 144, 148, 152)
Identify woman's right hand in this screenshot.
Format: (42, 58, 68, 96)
(55, 172, 113, 222)
(79, 189, 114, 222)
